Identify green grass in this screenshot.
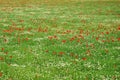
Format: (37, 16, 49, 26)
(0, 0, 120, 80)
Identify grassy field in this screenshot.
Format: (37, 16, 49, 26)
(0, 0, 120, 80)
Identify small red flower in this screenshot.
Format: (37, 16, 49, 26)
(62, 40, 66, 43)
(70, 37, 75, 41)
(82, 57, 87, 61)
(96, 37, 99, 41)
(118, 26, 120, 30)
(53, 35, 57, 39)
(117, 38, 120, 41)
(102, 40, 105, 42)
(25, 38, 29, 41)
(59, 52, 64, 56)
(0, 72, 2, 77)
(106, 31, 109, 34)
(1, 48, 4, 51)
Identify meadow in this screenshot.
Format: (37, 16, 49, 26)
(0, 0, 120, 80)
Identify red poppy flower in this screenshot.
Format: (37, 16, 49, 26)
(117, 38, 120, 41)
(0, 72, 2, 77)
(96, 37, 99, 41)
(77, 39, 80, 42)
(59, 52, 64, 56)
(82, 57, 87, 61)
(106, 32, 109, 34)
(118, 26, 120, 30)
(53, 35, 57, 38)
(43, 29, 48, 32)
(102, 40, 105, 42)
(62, 40, 66, 43)
(25, 38, 29, 41)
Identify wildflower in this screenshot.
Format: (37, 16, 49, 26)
(43, 29, 48, 32)
(118, 26, 120, 30)
(102, 40, 105, 42)
(62, 40, 66, 43)
(96, 37, 99, 41)
(59, 52, 64, 56)
(106, 31, 109, 34)
(70, 37, 75, 41)
(1, 48, 4, 51)
(118, 38, 120, 41)
(101, 32, 104, 35)
(0, 72, 2, 77)
(82, 57, 87, 61)
(25, 38, 29, 41)
(53, 35, 57, 38)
